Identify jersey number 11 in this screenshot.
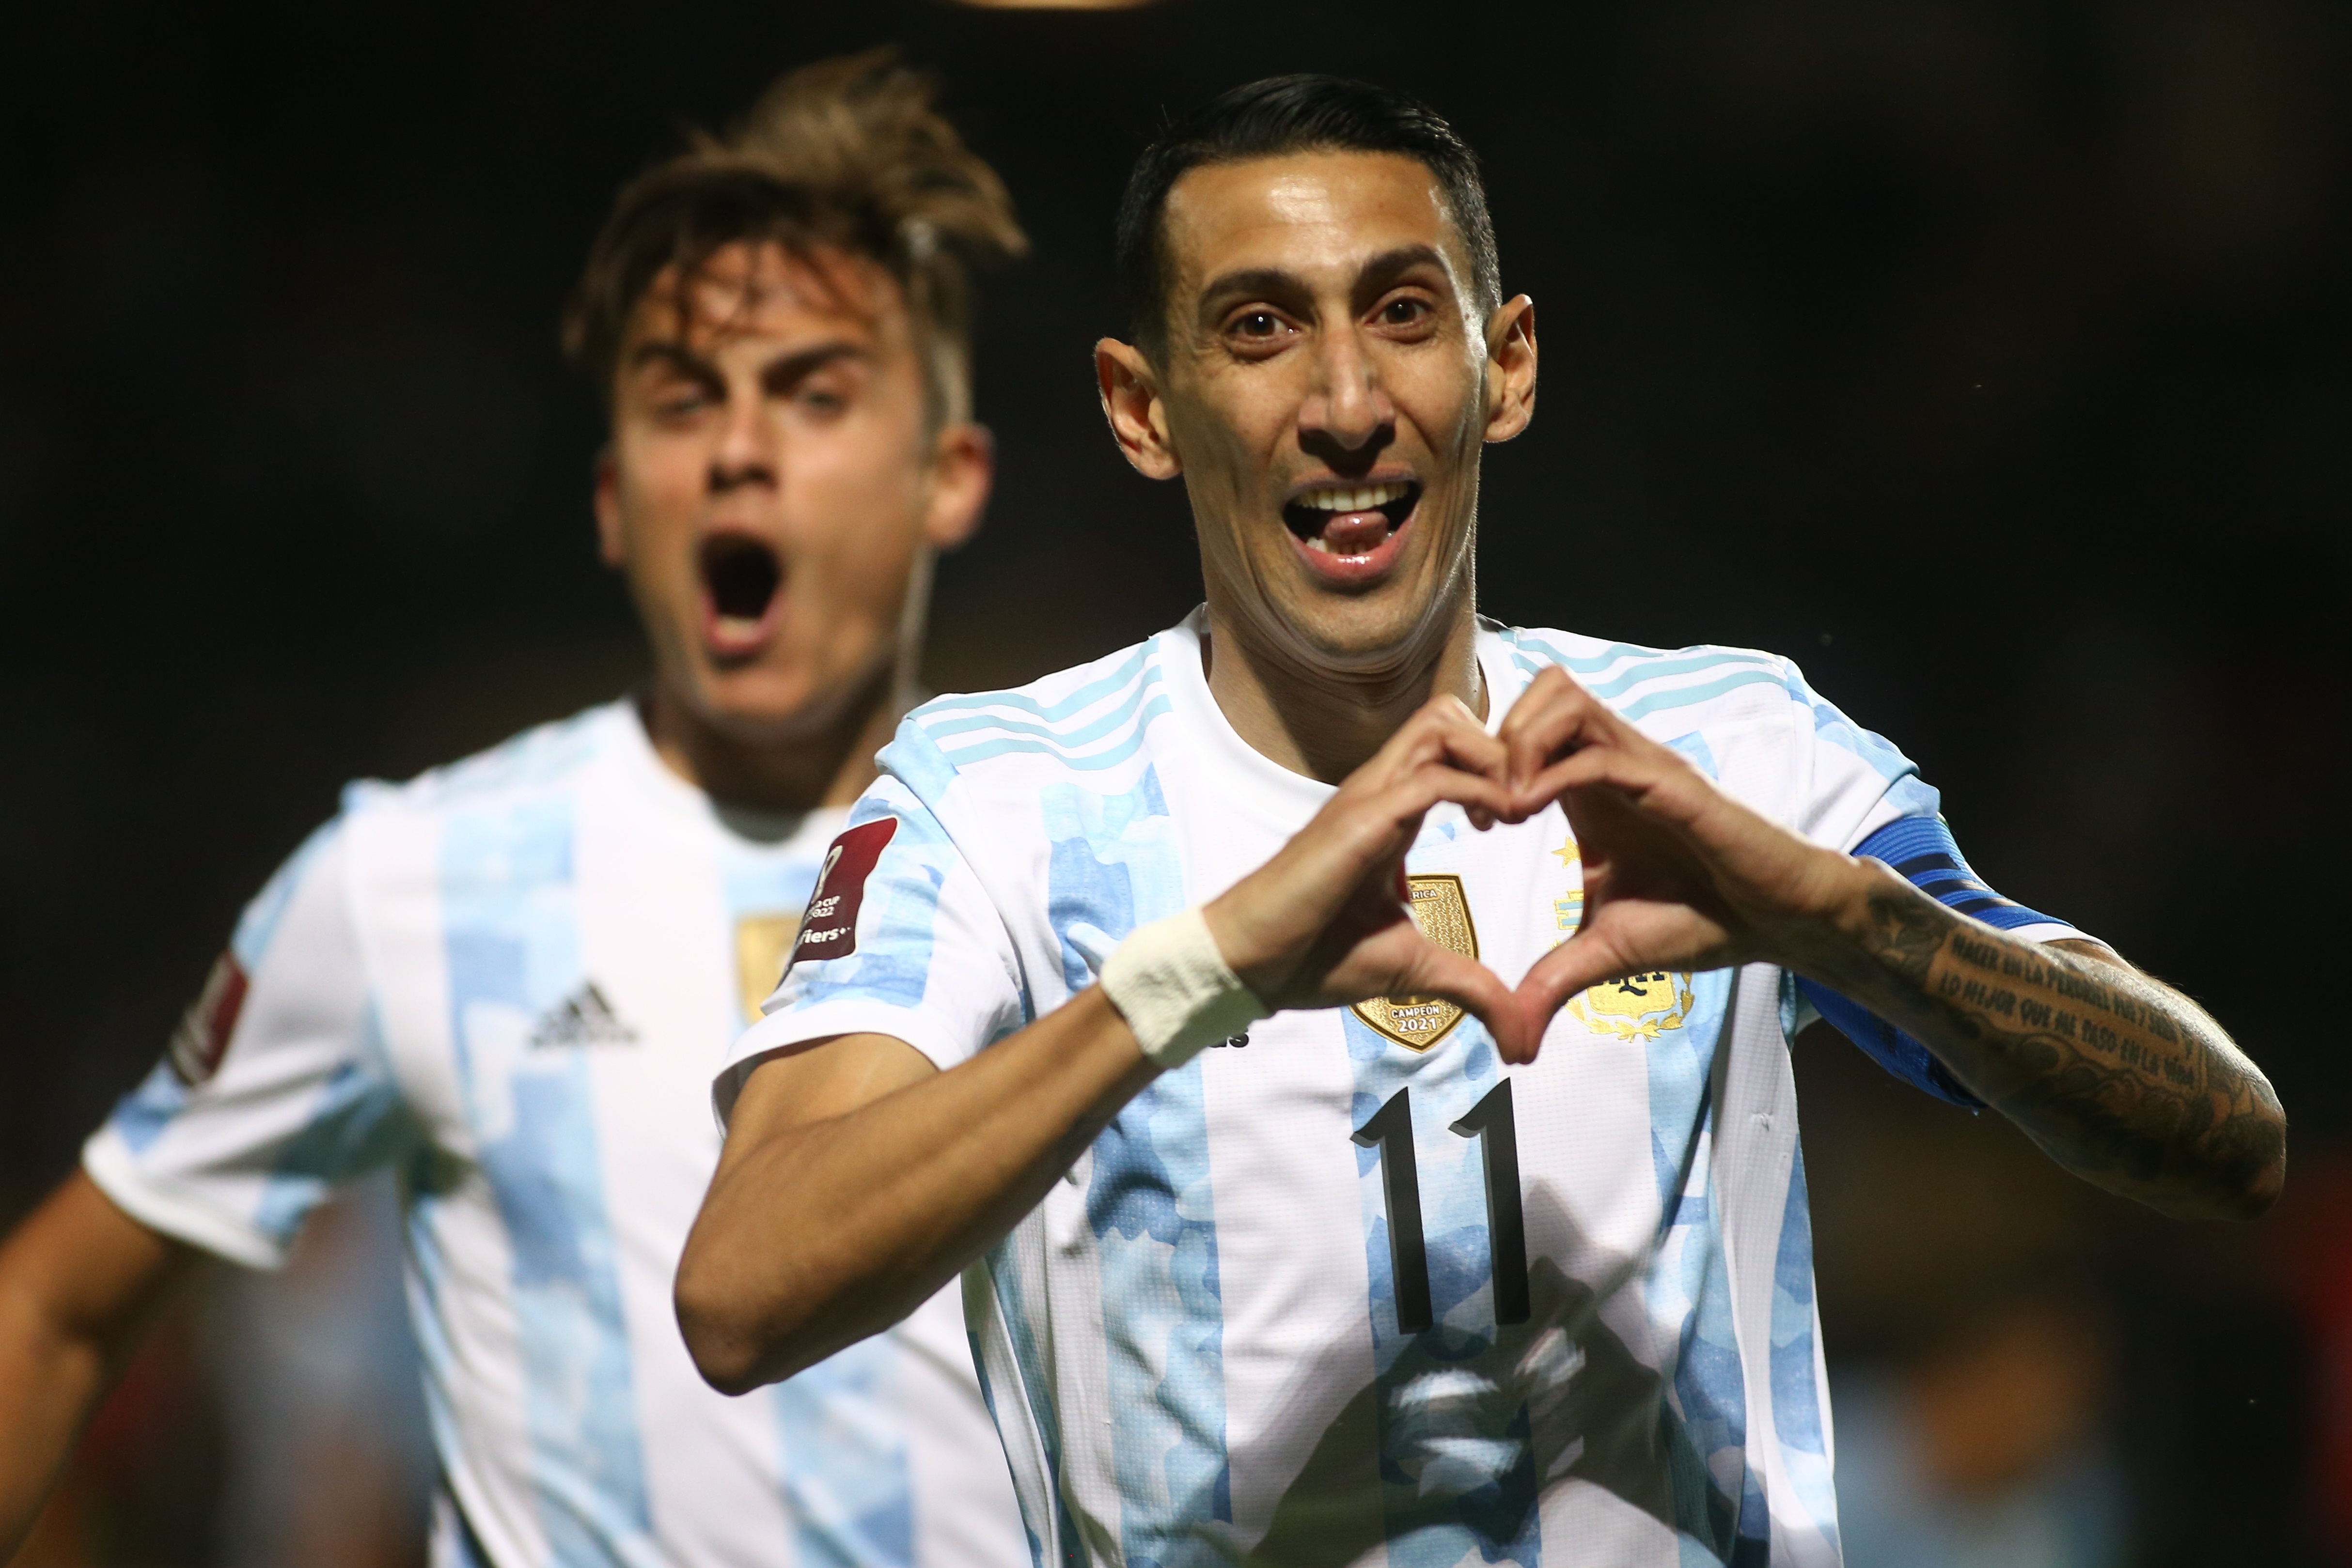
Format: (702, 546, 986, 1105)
(1352, 1080, 1531, 1335)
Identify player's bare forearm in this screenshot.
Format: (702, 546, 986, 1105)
(0, 1172, 198, 1556)
(0, 1269, 104, 1557)
(677, 987, 1160, 1395)
(1803, 864, 2285, 1219)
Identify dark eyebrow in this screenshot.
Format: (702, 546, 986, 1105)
(625, 339, 870, 388)
(1197, 266, 1307, 316)
(1353, 244, 1454, 294)
(755, 341, 870, 391)
(627, 341, 721, 383)
(1196, 244, 1459, 325)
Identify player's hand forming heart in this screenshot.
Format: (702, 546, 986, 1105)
(1202, 692, 1527, 1047)
(1493, 665, 1867, 1063)
(1202, 669, 1871, 1065)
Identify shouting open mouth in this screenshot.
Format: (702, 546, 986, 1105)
(1282, 478, 1422, 585)
(699, 532, 784, 658)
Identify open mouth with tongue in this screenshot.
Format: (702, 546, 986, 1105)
(1282, 479, 1422, 584)
(698, 532, 784, 658)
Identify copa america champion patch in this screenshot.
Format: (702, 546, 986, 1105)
(1352, 873, 1480, 1051)
(786, 817, 898, 973)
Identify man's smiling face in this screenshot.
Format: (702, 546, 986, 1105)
(1107, 149, 1533, 675)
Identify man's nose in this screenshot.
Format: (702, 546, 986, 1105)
(1297, 326, 1395, 454)
(709, 397, 779, 493)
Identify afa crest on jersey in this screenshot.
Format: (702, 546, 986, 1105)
(1352, 873, 1479, 1051)
(1568, 970, 1696, 1040)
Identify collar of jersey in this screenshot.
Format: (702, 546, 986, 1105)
(1157, 608, 1528, 822)
(600, 697, 849, 853)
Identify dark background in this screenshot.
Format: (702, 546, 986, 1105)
(2, 1, 2346, 1562)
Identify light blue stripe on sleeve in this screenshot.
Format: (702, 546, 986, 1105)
(936, 696, 1176, 773)
(1615, 668, 1790, 723)
(913, 644, 1153, 727)
(917, 664, 1162, 746)
(1503, 629, 1682, 675)
(1576, 651, 1783, 701)
(109, 1062, 190, 1157)
(913, 641, 1173, 773)
(1494, 626, 1795, 722)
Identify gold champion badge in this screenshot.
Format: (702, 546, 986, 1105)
(1352, 874, 1480, 1051)
(735, 912, 802, 1025)
(1566, 971, 1695, 1041)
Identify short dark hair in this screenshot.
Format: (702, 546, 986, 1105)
(563, 48, 1027, 426)
(1113, 74, 1500, 355)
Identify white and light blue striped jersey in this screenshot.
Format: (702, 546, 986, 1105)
(84, 700, 1028, 1568)
(720, 610, 2085, 1568)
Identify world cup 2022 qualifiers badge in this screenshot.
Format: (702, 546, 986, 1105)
(1353, 874, 1481, 1051)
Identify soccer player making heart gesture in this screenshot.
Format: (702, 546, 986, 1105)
(680, 74, 2283, 1568)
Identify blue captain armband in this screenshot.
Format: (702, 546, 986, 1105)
(1793, 815, 2074, 1111)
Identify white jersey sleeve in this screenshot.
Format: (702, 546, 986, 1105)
(718, 745, 1027, 1122)
(83, 817, 416, 1268)
(1758, 656, 1944, 854)
(1756, 655, 2092, 1106)
(1764, 655, 2086, 941)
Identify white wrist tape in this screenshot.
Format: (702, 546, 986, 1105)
(1099, 907, 1268, 1070)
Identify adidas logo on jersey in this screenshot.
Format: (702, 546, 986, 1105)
(529, 982, 638, 1048)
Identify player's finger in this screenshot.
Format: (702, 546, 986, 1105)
(1388, 943, 1531, 1059)
(1383, 694, 1508, 784)
(1511, 741, 1683, 822)
(1497, 669, 1614, 788)
(1385, 758, 1515, 828)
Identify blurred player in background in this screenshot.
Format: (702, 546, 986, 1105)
(0, 49, 1029, 1568)
(677, 74, 2284, 1566)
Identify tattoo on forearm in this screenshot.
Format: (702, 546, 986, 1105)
(1855, 887, 2283, 1211)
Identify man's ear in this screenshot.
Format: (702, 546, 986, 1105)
(1096, 338, 1181, 481)
(923, 421, 994, 551)
(592, 447, 625, 566)
(1482, 295, 1538, 444)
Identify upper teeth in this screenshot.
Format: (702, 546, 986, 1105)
(1299, 482, 1409, 512)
